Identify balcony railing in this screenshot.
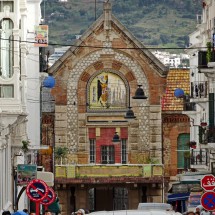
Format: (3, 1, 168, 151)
(183, 102, 196, 111)
(208, 127, 215, 143)
(55, 164, 164, 179)
(191, 81, 208, 99)
(190, 149, 208, 166)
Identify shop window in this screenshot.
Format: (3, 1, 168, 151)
(0, 18, 14, 79)
(90, 139, 95, 163)
(101, 145, 115, 164)
(0, 84, 14, 97)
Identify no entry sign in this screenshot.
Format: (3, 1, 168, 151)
(201, 191, 215, 211)
(26, 179, 49, 202)
(41, 187, 56, 206)
(201, 175, 215, 191)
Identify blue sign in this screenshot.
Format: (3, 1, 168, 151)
(201, 191, 215, 211)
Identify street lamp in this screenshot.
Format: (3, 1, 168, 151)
(112, 132, 121, 143)
(124, 85, 147, 119)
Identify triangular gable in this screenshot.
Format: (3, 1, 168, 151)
(49, 2, 168, 77)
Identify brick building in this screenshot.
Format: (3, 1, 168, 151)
(48, 2, 170, 214)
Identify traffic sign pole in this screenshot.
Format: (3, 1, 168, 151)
(36, 202, 40, 215)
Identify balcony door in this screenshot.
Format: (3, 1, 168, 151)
(177, 133, 190, 169)
(101, 145, 115, 164)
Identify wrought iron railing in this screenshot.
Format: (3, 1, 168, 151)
(191, 81, 208, 99)
(190, 149, 208, 166)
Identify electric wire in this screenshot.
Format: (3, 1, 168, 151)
(0, 37, 209, 50)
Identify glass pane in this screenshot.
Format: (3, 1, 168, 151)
(0, 85, 14, 98)
(0, 19, 14, 79)
(121, 139, 127, 164)
(90, 139, 95, 163)
(177, 134, 190, 169)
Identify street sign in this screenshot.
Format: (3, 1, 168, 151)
(41, 187, 56, 206)
(201, 191, 215, 211)
(26, 179, 49, 202)
(201, 174, 215, 191)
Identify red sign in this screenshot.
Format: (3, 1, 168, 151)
(26, 179, 49, 202)
(201, 175, 215, 191)
(41, 187, 56, 206)
(201, 191, 215, 211)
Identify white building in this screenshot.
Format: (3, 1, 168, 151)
(0, 0, 42, 212)
(184, 0, 215, 173)
(152, 50, 190, 68)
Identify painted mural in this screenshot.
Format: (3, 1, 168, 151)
(88, 71, 127, 110)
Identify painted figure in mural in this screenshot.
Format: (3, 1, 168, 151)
(97, 74, 110, 108)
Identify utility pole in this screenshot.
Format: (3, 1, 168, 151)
(95, 0, 96, 20)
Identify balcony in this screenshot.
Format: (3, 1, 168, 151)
(190, 149, 209, 170)
(55, 164, 164, 184)
(190, 81, 208, 99)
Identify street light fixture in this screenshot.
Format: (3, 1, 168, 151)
(124, 85, 147, 119)
(112, 132, 121, 143)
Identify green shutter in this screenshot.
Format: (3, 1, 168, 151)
(177, 134, 190, 169)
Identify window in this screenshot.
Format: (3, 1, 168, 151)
(0, 84, 14, 97)
(121, 139, 127, 164)
(177, 134, 190, 169)
(0, 18, 14, 79)
(0, 1, 14, 12)
(90, 139, 95, 163)
(101, 145, 115, 164)
(113, 187, 128, 210)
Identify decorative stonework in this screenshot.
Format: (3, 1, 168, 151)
(67, 48, 149, 152)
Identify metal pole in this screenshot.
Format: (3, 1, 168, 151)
(95, 0, 96, 20)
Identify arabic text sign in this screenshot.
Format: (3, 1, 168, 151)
(17, 164, 37, 186)
(34, 25, 48, 47)
(201, 191, 215, 211)
(201, 174, 215, 191)
(26, 179, 49, 202)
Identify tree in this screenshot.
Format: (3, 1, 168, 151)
(55, 146, 69, 165)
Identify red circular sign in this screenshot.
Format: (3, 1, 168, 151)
(201, 175, 215, 191)
(201, 191, 215, 211)
(41, 187, 56, 206)
(26, 179, 49, 202)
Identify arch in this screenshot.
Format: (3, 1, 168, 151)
(67, 49, 149, 152)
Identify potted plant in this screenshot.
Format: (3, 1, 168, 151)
(21, 140, 30, 153)
(187, 141, 197, 149)
(55, 146, 69, 165)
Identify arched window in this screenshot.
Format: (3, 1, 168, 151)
(0, 18, 14, 79)
(177, 133, 190, 169)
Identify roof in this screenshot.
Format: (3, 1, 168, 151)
(49, 2, 168, 77)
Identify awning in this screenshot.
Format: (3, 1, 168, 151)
(167, 192, 190, 202)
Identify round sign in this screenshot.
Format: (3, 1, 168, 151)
(41, 187, 56, 206)
(26, 179, 49, 202)
(201, 174, 215, 191)
(201, 191, 215, 211)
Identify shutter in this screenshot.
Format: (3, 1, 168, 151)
(177, 134, 190, 169)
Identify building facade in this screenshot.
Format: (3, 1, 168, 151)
(0, 0, 42, 212)
(48, 2, 169, 214)
(185, 0, 215, 173)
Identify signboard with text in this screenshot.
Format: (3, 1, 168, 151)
(17, 164, 37, 186)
